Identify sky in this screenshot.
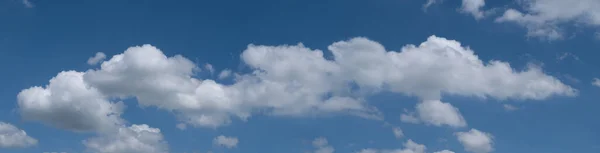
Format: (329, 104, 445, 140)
(0, 0, 599, 153)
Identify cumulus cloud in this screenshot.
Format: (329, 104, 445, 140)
(312, 137, 334, 153)
(401, 100, 467, 128)
(496, 0, 600, 40)
(392, 127, 404, 139)
(357, 139, 426, 153)
(84, 124, 168, 153)
(0, 122, 38, 148)
(456, 129, 494, 153)
(17, 71, 125, 132)
(18, 35, 574, 130)
(88, 52, 107, 65)
(213, 135, 238, 148)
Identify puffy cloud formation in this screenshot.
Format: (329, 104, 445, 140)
(18, 35, 574, 130)
(401, 100, 467, 128)
(213, 135, 238, 148)
(88, 52, 107, 65)
(456, 129, 494, 153)
(83, 124, 168, 153)
(17, 71, 125, 132)
(357, 139, 426, 153)
(0, 122, 38, 148)
(312, 137, 334, 153)
(496, 0, 600, 40)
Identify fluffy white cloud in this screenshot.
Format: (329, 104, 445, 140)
(88, 52, 107, 65)
(17, 71, 125, 132)
(213, 135, 238, 149)
(456, 129, 494, 153)
(433, 150, 455, 153)
(84, 124, 168, 153)
(0, 122, 37, 148)
(496, 0, 600, 40)
(402, 100, 467, 128)
(460, 0, 486, 19)
(19, 35, 574, 130)
(393, 127, 404, 138)
(357, 139, 425, 153)
(312, 137, 334, 153)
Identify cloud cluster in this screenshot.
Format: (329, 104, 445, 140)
(0, 122, 38, 148)
(17, 35, 574, 152)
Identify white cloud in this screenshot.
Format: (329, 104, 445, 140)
(401, 100, 467, 128)
(503, 104, 518, 111)
(592, 78, 600, 87)
(213, 135, 238, 148)
(176, 123, 187, 130)
(460, 0, 486, 19)
(312, 137, 334, 153)
(88, 52, 107, 65)
(19, 35, 574, 130)
(456, 129, 494, 153)
(433, 150, 455, 153)
(84, 124, 168, 153)
(0, 122, 37, 148)
(423, 0, 443, 10)
(496, 0, 600, 40)
(218, 69, 232, 79)
(357, 139, 426, 153)
(17, 71, 125, 132)
(392, 127, 404, 139)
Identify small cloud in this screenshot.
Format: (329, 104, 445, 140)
(592, 78, 600, 87)
(87, 52, 107, 65)
(205, 63, 214, 74)
(22, 0, 34, 8)
(392, 127, 404, 139)
(423, 0, 443, 10)
(218, 69, 232, 79)
(213, 135, 238, 149)
(503, 104, 518, 111)
(176, 123, 187, 130)
(557, 52, 580, 62)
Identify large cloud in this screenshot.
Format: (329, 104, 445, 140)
(83, 124, 168, 153)
(495, 0, 600, 40)
(17, 71, 125, 132)
(18, 35, 575, 130)
(456, 129, 494, 153)
(0, 122, 38, 148)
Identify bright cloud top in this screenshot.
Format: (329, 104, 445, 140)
(0, 122, 38, 148)
(17, 35, 575, 131)
(456, 129, 494, 153)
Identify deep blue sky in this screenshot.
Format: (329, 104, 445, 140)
(1, 0, 599, 153)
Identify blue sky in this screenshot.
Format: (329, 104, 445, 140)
(1, 0, 599, 153)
